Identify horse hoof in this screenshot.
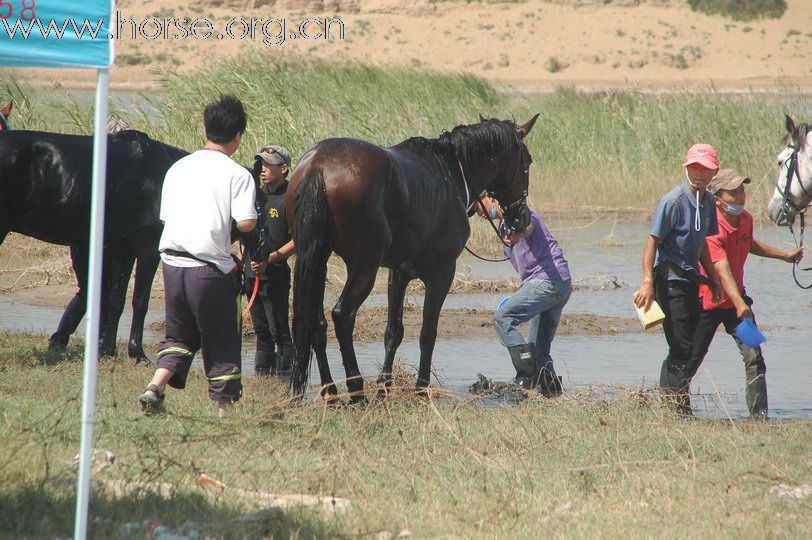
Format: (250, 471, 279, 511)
(319, 385, 342, 407)
(375, 377, 392, 400)
(129, 349, 152, 366)
(348, 394, 369, 407)
(414, 386, 431, 400)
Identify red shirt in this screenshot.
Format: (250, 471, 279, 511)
(699, 209, 753, 310)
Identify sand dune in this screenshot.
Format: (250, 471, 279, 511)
(5, 0, 812, 92)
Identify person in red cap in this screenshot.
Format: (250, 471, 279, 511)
(686, 169, 803, 420)
(634, 143, 723, 415)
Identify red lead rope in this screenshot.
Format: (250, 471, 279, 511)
(243, 274, 260, 315)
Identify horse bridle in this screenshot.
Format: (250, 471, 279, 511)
(776, 142, 812, 288)
(778, 143, 811, 226)
(459, 135, 531, 262)
(486, 134, 530, 236)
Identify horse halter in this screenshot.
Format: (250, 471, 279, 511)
(777, 143, 811, 227)
(776, 142, 812, 288)
(0, 112, 10, 131)
(487, 134, 530, 236)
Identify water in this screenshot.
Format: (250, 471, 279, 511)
(2, 220, 811, 419)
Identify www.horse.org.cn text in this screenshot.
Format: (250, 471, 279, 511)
(0, 11, 346, 47)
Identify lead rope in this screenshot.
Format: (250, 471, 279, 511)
(787, 212, 812, 289)
(455, 159, 510, 262)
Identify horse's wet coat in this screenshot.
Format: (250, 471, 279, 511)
(0, 129, 188, 362)
(287, 115, 539, 398)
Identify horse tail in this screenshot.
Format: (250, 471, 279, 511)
(290, 169, 329, 396)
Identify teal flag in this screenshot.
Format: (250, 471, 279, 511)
(0, 0, 113, 68)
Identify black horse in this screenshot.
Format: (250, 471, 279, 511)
(0, 129, 189, 362)
(287, 115, 539, 399)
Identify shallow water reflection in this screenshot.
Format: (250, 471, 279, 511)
(2, 220, 811, 419)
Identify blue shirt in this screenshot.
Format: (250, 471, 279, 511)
(650, 181, 719, 282)
(503, 211, 571, 284)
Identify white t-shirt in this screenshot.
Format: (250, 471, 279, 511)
(159, 149, 257, 274)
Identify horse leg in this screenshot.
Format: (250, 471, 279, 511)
(312, 305, 339, 401)
(332, 258, 380, 404)
(376, 267, 411, 397)
(99, 251, 135, 358)
(48, 245, 89, 359)
(128, 245, 159, 364)
(415, 263, 456, 392)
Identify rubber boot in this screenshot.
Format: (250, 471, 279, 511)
(254, 349, 275, 377)
(538, 364, 564, 398)
(277, 342, 294, 378)
(659, 357, 692, 416)
(745, 369, 768, 421)
(508, 343, 538, 389)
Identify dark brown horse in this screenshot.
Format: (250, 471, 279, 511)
(287, 115, 539, 400)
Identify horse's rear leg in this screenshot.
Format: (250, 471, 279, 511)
(333, 258, 380, 403)
(312, 307, 339, 401)
(416, 263, 456, 391)
(48, 245, 89, 359)
(377, 267, 411, 396)
(128, 245, 159, 364)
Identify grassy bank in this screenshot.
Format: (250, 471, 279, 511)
(1, 332, 811, 538)
(4, 55, 812, 215)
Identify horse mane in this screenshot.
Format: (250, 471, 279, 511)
(400, 118, 519, 184)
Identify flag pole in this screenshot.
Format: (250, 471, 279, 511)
(74, 66, 110, 540)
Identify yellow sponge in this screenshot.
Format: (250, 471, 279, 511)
(634, 299, 666, 330)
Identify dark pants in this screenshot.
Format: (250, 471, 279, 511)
(156, 263, 243, 403)
(245, 266, 292, 374)
(655, 277, 700, 413)
(689, 306, 768, 419)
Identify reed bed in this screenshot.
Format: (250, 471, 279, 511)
(4, 54, 811, 214)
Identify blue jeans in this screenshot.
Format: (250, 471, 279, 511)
(493, 278, 572, 371)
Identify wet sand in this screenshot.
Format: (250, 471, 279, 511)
(137, 307, 649, 342)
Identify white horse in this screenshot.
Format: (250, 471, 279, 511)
(767, 115, 812, 226)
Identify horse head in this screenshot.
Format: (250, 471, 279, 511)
(481, 114, 539, 235)
(0, 101, 12, 131)
(767, 114, 812, 226)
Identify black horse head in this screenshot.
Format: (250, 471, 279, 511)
(0, 101, 12, 131)
(489, 115, 538, 235)
(440, 114, 539, 235)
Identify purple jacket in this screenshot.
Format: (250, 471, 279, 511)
(503, 211, 570, 284)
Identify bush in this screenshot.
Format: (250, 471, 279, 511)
(687, 0, 786, 21)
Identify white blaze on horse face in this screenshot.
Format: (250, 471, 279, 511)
(768, 144, 811, 225)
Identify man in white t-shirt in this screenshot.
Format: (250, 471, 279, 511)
(139, 95, 257, 416)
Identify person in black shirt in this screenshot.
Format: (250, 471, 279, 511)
(244, 145, 296, 377)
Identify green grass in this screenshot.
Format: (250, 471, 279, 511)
(3, 52, 811, 215)
(687, 0, 787, 21)
(1, 332, 811, 537)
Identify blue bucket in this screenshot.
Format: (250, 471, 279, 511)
(735, 318, 766, 348)
(497, 296, 511, 310)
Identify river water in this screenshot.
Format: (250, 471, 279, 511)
(2, 220, 810, 419)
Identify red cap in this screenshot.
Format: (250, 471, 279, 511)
(682, 143, 719, 170)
